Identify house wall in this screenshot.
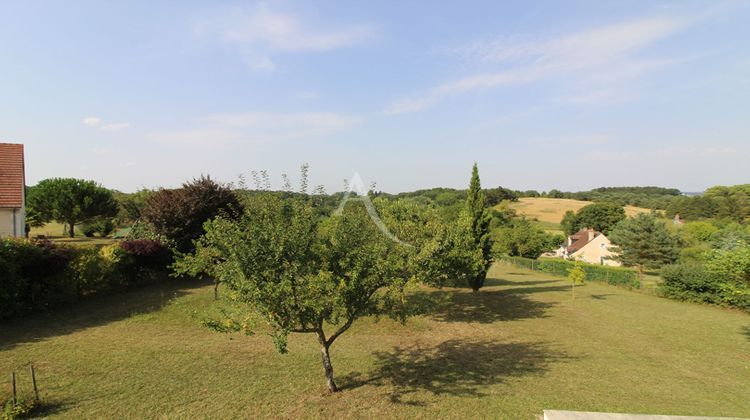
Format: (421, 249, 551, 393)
(571, 234, 621, 267)
(0, 207, 24, 238)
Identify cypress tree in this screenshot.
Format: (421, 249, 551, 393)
(465, 163, 493, 292)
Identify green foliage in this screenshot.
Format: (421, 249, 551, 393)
(704, 245, 750, 284)
(416, 216, 485, 290)
(526, 186, 681, 209)
(174, 193, 439, 391)
(114, 188, 153, 224)
(567, 262, 586, 298)
(547, 189, 564, 198)
(567, 262, 586, 285)
(666, 185, 750, 222)
(0, 238, 170, 319)
(499, 255, 639, 287)
(680, 221, 719, 244)
(26, 178, 119, 237)
(384, 185, 517, 210)
(665, 196, 718, 220)
(483, 186, 519, 206)
(609, 214, 680, 273)
(563, 202, 626, 235)
(679, 245, 710, 264)
(463, 163, 493, 291)
(709, 222, 750, 250)
(126, 220, 172, 245)
(142, 176, 241, 253)
(661, 257, 750, 312)
(493, 218, 562, 259)
(489, 205, 517, 229)
(2, 397, 36, 420)
(560, 210, 577, 236)
(705, 185, 750, 222)
(81, 217, 116, 238)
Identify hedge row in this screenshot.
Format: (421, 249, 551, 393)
(661, 262, 750, 312)
(498, 255, 640, 288)
(0, 238, 171, 319)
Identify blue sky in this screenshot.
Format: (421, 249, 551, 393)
(1, 1, 749, 193)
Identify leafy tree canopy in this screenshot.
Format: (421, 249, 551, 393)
(142, 176, 240, 253)
(175, 194, 445, 392)
(492, 218, 562, 259)
(563, 202, 626, 236)
(26, 178, 118, 237)
(609, 214, 680, 274)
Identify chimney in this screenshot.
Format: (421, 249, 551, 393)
(588, 228, 595, 242)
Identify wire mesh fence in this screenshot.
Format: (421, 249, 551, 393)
(497, 255, 640, 288)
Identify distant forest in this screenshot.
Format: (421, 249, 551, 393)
(113, 183, 748, 228)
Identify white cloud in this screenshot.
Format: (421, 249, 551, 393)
(150, 111, 362, 147)
(82, 116, 101, 127)
(244, 54, 276, 71)
(388, 17, 687, 114)
(82, 117, 130, 131)
(100, 123, 130, 131)
(196, 4, 375, 71)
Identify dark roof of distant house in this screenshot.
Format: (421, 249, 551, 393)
(566, 228, 601, 254)
(0, 143, 25, 208)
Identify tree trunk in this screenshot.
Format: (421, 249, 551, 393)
(320, 344, 339, 393)
(68, 222, 75, 238)
(213, 278, 219, 300)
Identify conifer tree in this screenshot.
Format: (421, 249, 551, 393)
(464, 163, 493, 292)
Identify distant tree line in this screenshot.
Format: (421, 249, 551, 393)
(517, 186, 682, 209)
(666, 184, 749, 222)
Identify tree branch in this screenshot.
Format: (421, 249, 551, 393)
(325, 316, 354, 347)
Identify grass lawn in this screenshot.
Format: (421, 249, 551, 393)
(28, 222, 116, 246)
(507, 198, 653, 226)
(1, 264, 748, 418)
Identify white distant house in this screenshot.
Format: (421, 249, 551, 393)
(555, 228, 621, 267)
(0, 143, 26, 238)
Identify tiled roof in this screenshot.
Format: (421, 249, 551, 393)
(566, 228, 599, 254)
(0, 143, 25, 208)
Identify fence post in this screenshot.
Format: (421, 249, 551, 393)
(30, 364, 40, 403)
(11, 372, 17, 407)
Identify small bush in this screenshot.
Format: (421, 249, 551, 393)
(81, 224, 97, 237)
(118, 239, 172, 284)
(2, 397, 36, 420)
(119, 239, 171, 267)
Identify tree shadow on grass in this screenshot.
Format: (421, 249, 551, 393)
(742, 326, 750, 342)
(341, 339, 573, 405)
(0, 277, 209, 351)
(486, 278, 560, 287)
(407, 278, 568, 324)
(28, 400, 69, 418)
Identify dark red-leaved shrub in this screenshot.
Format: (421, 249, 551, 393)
(119, 239, 172, 269)
(141, 175, 241, 253)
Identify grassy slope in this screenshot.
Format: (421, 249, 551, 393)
(1, 264, 748, 418)
(507, 198, 653, 234)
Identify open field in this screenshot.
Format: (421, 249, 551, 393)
(506, 198, 654, 233)
(29, 221, 69, 238)
(2, 263, 748, 418)
(28, 222, 116, 246)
